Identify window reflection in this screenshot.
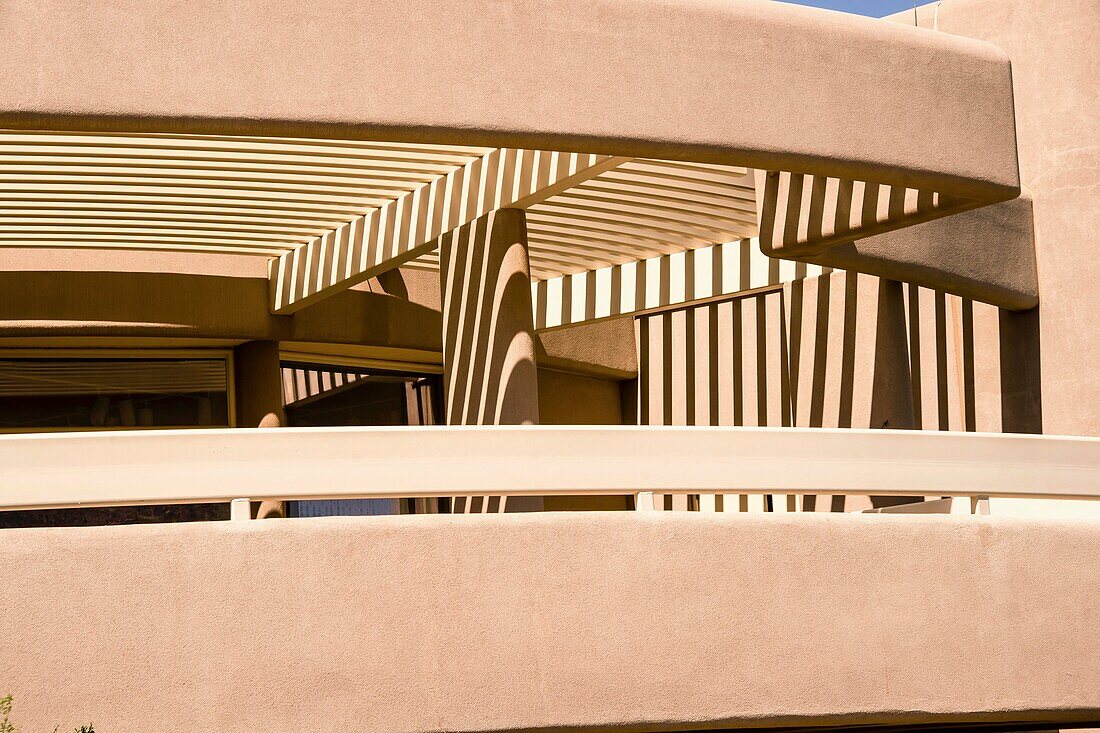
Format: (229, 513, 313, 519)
(0, 358, 230, 430)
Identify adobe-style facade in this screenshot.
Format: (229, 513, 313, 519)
(0, 0, 1098, 730)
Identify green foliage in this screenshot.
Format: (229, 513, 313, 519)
(1, 694, 16, 733)
(0, 695, 93, 733)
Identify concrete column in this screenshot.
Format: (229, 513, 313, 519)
(868, 278, 922, 511)
(869, 278, 917, 431)
(233, 340, 286, 519)
(996, 306, 1043, 434)
(439, 208, 541, 512)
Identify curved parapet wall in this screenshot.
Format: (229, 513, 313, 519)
(1, 512, 1098, 731)
(828, 195, 1039, 311)
(774, 193, 1040, 311)
(0, 0, 1017, 199)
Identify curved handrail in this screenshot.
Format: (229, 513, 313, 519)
(0, 426, 1097, 511)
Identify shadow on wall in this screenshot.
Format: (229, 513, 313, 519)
(756, 169, 962, 258)
(440, 210, 539, 427)
(637, 270, 1042, 434)
(636, 270, 1043, 511)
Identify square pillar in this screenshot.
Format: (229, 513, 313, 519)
(233, 340, 286, 428)
(233, 340, 286, 518)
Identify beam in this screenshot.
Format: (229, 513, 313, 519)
(531, 237, 827, 330)
(269, 151, 628, 313)
(766, 190, 1040, 311)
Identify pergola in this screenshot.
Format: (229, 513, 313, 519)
(0, 132, 762, 312)
(0, 0, 1031, 425)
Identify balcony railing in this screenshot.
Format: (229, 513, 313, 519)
(1, 426, 1098, 517)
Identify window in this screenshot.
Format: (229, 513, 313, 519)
(0, 352, 233, 431)
(0, 349, 235, 527)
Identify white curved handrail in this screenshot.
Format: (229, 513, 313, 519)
(1, 426, 1098, 511)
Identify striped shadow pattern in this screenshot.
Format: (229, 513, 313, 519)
(281, 364, 443, 427)
(440, 208, 542, 513)
(636, 270, 1034, 512)
(270, 150, 623, 313)
(637, 290, 789, 429)
(533, 238, 826, 330)
(637, 289, 788, 513)
(411, 160, 755, 280)
(755, 170, 969, 258)
(440, 209, 539, 427)
(902, 284, 1041, 434)
(784, 271, 884, 432)
(280, 364, 366, 406)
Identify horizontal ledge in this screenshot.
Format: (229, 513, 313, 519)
(0, 0, 1020, 199)
(1, 426, 1098, 510)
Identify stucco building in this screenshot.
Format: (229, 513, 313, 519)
(0, 0, 1098, 730)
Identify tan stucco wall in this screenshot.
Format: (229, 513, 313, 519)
(1, 512, 1098, 732)
(538, 368, 624, 425)
(7, 0, 1089, 432)
(941, 0, 1100, 437)
(890, 0, 1100, 436)
(0, 0, 1089, 441)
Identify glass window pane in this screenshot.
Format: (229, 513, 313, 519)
(0, 358, 230, 429)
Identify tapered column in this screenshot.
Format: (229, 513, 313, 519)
(233, 340, 286, 519)
(440, 208, 541, 512)
(870, 279, 917, 431)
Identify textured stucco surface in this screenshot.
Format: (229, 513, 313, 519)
(930, 0, 1100, 436)
(0, 0, 1018, 198)
(538, 368, 624, 425)
(889, 0, 1099, 435)
(807, 195, 1039, 311)
(538, 319, 638, 379)
(1, 512, 1099, 732)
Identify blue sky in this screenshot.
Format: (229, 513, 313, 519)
(775, 0, 920, 17)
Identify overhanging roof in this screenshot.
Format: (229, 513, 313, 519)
(0, 0, 1026, 320)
